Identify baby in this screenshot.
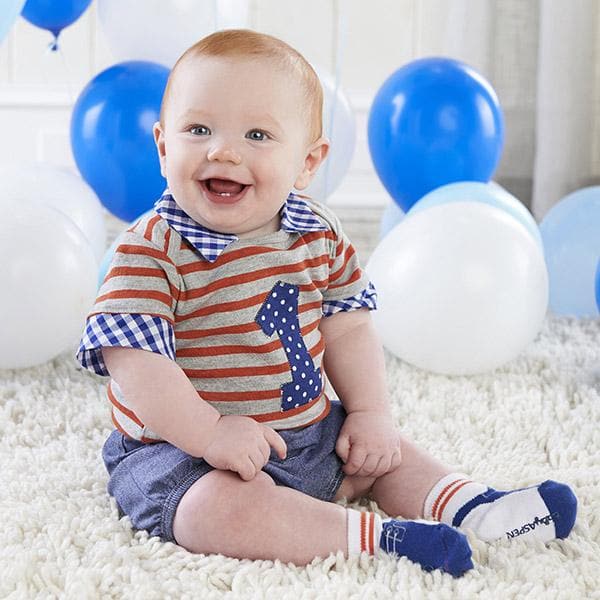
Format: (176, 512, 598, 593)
(77, 29, 577, 576)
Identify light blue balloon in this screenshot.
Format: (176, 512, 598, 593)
(596, 259, 600, 312)
(97, 210, 154, 288)
(408, 181, 543, 250)
(540, 186, 600, 317)
(97, 236, 121, 289)
(0, 0, 26, 45)
(379, 202, 404, 240)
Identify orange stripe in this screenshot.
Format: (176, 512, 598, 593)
(178, 230, 334, 272)
(110, 410, 129, 436)
(431, 479, 464, 521)
(144, 214, 162, 241)
(245, 394, 327, 424)
(436, 480, 471, 521)
(183, 337, 324, 378)
(105, 266, 166, 280)
(180, 255, 329, 301)
(328, 268, 362, 290)
(107, 383, 144, 428)
(180, 244, 281, 273)
(96, 289, 174, 308)
(177, 322, 259, 339)
(176, 319, 321, 357)
(329, 245, 357, 283)
(360, 512, 367, 553)
(102, 266, 180, 300)
(115, 243, 176, 268)
(199, 388, 281, 402)
(368, 513, 375, 554)
(232, 394, 331, 429)
(175, 292, 323, 323)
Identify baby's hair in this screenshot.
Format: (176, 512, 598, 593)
(159, 29, 324, 143)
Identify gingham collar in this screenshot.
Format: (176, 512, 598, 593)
(154, 191, 327, 262)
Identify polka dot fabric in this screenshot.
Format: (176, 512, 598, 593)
(256, 281, 323, 411)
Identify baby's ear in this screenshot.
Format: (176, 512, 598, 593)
(294, 137, 330, 190)
(153, 121, 167, 178)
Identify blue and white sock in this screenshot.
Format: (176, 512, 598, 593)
(423, 473, 577, 543)
(346, 509, 473, 577)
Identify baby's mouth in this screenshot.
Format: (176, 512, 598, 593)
(200, 178, 250, 204)
(205, 178, 247, 196)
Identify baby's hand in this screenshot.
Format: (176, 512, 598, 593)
(335, 410, 402, 478)
(202, 415, 287, 481)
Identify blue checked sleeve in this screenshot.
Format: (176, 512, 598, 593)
(76, 313, 176, 376)
(322, 281, 378, 317)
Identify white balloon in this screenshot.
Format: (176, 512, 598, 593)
(98, 0, 249, 67)
(366, 202, 548, 375)
(302, 68, 356, 201)
(0, 202, 98, 369)
(0, 162, 106, 264)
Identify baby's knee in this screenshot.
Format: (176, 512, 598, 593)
(173, 469, 275, 551)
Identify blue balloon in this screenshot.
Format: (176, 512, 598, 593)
(596, 259, 600, 312)
(0, 0, 26, 45)
(368, 57, 504, 212)
(540, 186, 600, 317)
(379, 202, 404, 240)
(408, 181, 543, 250)
(71, 61, 169, 222)
(21, 0, 91, 38)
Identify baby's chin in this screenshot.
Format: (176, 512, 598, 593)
(234, 216, 282, 239)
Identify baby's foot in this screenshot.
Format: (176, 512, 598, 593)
(380, 520, 473, 577)
(425, 475, 577, 543)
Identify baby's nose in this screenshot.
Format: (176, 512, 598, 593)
(206, 143, 242, 165)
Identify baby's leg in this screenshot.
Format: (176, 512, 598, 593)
(368, 435, 577, 543)
(173, 468, 472, 575)
(173, 469, 347, 565)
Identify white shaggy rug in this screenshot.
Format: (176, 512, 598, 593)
(1, 316, 599, 599)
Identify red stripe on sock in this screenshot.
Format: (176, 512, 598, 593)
(431, 479, 465, 520)
(436, 480, 472, 521)
(368, 513, 375, 554)
(360, 511, 367, 553)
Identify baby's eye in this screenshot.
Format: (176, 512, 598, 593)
(246, 129, 269, 141)
(189, 125, 211, 136)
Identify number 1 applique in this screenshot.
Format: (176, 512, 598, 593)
(255, 281, 323, 411)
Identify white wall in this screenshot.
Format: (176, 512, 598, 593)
(0, 0, 537, 208)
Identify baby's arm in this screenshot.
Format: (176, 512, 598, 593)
(103, 346, 286, 480)
(319, 309, 401, 478)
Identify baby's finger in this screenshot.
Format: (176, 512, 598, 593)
(249, 449, 267, 472)
(357, 453, 381, 477)
(370, 454, 392, 478)
(236, 458, 257, 481)
(259, 438, 271, 463)
(389, 449, 402, 471)
(263, 426, 287, 460)
(343, 445, 367, 475)
(335, 434, 351, 463)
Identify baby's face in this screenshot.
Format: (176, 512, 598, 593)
(154, 55, 327, 238)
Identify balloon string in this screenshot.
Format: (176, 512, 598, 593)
(324, 0, 345, 199)
(55, 38, 77, 106)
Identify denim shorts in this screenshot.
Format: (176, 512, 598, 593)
(102, 400, 347, 542)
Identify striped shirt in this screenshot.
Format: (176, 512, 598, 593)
(76, 192, 376, 441)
